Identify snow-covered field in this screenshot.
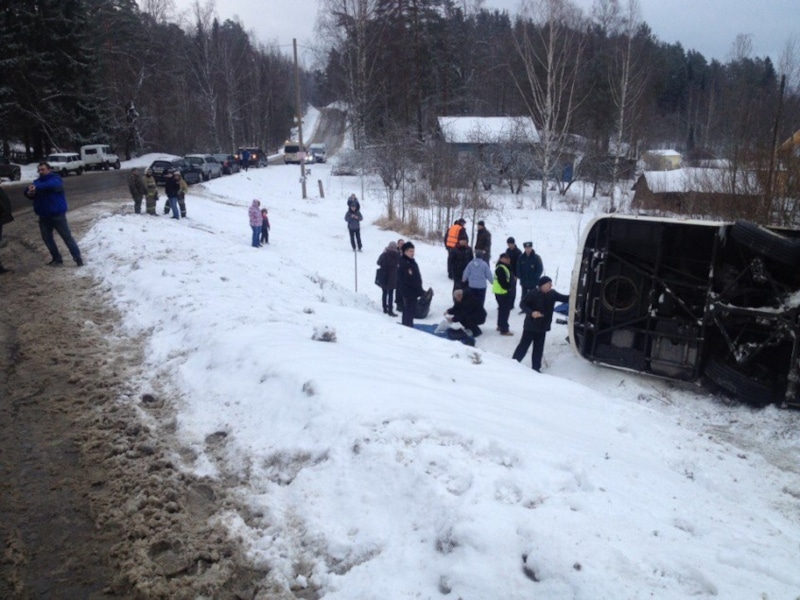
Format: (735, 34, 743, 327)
(78, 152, 800, 599)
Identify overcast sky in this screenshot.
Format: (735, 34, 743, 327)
(163, 0, 797, 65)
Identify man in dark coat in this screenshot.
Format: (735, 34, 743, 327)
(24, 162, 83, 266)
(505, 236, 522, 308)
(512, 276, 569, 371)
(516, 241, 544, 311)
(475, 221, 491, 263)
(128, 167, 147, 214)
(0, 185, 14, 273)
(445, 288, 487, 337)
(345, 204, 363, 251)
(377, 240, 400, 316)
(447, 237, 473, 286)
(397, 241, 426, 327)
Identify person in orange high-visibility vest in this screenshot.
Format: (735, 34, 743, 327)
(444, 218, 467, 250)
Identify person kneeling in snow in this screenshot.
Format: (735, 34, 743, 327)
(443, 288, 487, 338)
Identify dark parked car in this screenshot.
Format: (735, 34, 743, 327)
(236, 147, 267, 168)
(212, 153, 240, 175)
(148, 159, 203, 185)
(570, 215, 800, 409)
(0, 156, 22, 181)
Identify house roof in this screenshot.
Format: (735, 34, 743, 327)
(644, 149, 682, 157)
(437, 116, 540, 144)
(637, 168, 762, 195)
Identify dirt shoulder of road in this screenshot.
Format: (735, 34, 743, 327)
(0, 197, 300, 599)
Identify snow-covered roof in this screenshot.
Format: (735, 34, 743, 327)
(437, 116, 540, 144)
(645, 149, 681, 157)
(640, 168, 761, 195)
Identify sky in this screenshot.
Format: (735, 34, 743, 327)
(161, 0, 799, 64)
(28, 107, 800, 598)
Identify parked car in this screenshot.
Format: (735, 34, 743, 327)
(236, 147, 268, 168)
(0, 156, 21, 181)
(184, 154, 222, 181)
(309, 143, 327, 163)
(46, 152, 84, 176)
(212, 153, 240, 175)
(148, 159, 203, 185)
(569, 215, 800, 409)
(80, 144, 120, 170)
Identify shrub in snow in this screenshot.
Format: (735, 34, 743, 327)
(312, 326, 336, 342)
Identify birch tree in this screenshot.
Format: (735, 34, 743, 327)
(603, 0, 648, 210)
(512, 0, 586, 208)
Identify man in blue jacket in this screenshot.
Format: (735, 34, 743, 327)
(24, 162, 83, 266)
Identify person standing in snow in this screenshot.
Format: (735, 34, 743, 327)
(447, 237, 473, 288)
(376, 240, 400, 316)
(260, 208, 271, 245)
(347, 193, 361, 211)
(345, 204, 363, 252)
(505, 236, 522, 308)
(461, 249, 494, 307)
(175, 171, 189, 218)
(397, 241, 426, 327)
(493, 253, 514, 336)
(248, 199, 262, 248)
(144, 168, 159, 216)
(127, 168, 147, 214)
(24, 162, 83, 267)
(164, 170, 181, 219)
(475, 221, 492, 263)
(512, 276, 569, 372)
(517, 241, 544, 311)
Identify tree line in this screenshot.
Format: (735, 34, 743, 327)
(0, 0, 310, 160)
(1, 0, 798, 200)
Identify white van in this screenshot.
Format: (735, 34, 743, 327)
(80, 144, 120, 171)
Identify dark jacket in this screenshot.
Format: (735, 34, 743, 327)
(475, 227, 491, 257)
(0, 186, 13, 225)
(446, 290, 487, 328)
(517, 250, 544, 288)
(506, 245, 522, 278)
(345, 208, 362, 230)
(165, 177, 181, 198)
(24, 171, 67, 217)
(128, 172, 147, 197)
(377, 247, 400, 290)
(447, 245, 474, 281)
(398, 253, 425, 299)
(347, 196, 361, 211)
(520, 287, 569, 332)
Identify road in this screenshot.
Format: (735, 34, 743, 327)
(3, 168, 131, 213)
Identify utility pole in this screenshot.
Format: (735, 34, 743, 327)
(293, 39, 307, 199)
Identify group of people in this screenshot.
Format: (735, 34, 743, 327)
(248, 200, 271, 248)
(439, 217, 569, 371)
(128, 168, 188, 219)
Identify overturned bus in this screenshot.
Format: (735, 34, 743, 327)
(569, 215, 800, 408)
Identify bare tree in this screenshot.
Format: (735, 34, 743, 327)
(316, 0, 385, 150)
(512, 0, 587, 208)
(603, 0, 648, 210)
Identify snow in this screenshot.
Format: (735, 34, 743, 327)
(438, 116, 541, 144)
(79, 158, 800, 598)
(640, 168, 762, 195)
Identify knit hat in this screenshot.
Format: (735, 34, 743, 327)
(388, 241, 397, 250)
(538, 276, 552, 287)
(477, 220, 485, 226)
(402, 241, 415, 252)
(507, 236, 515, 244)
